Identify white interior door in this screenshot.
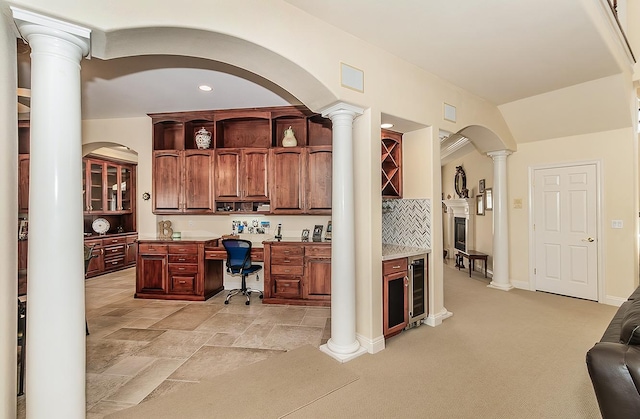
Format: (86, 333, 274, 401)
(533, 164, 598, 300)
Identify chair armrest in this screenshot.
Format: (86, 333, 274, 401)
(586, 342, 640, 419)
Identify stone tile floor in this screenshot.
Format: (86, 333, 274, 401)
(17, 267, 331, 418)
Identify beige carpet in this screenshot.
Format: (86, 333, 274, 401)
(105, 344, 359, 419)
(106, 265, 618, 418)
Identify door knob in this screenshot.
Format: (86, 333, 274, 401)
(582, 237, 595, 242)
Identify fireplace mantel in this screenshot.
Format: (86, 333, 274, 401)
(442, 199, 475, 255)
(443, 198, 474, 216)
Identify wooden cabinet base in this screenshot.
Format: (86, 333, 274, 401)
(135, 239, 223, 301)
(85, 232, 138, 278)
(263, 240, 331, 307)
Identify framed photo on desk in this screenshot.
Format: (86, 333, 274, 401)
(312, 225, 323, 242)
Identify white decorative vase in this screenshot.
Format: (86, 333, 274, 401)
(195, 127, 212, 149)
(282, 126, 297, 147)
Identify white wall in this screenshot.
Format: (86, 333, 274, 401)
(0, 9, 18, 418)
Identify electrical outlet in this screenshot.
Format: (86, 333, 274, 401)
(188, 220, 194, 227)
(611, 220, 623, 229)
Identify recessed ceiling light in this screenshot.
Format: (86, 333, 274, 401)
(381, 123, 394, 129)
(198, 85, 213, 92)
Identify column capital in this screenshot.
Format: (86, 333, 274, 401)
(11, 7, 91, 57)
(321, 102, 364, 120)
(487, 149, 513, 159)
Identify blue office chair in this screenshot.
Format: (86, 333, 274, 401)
(222, 239, 263, 305)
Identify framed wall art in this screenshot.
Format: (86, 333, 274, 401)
(485, 188, 493, 210)
(476, 194, 485, 216)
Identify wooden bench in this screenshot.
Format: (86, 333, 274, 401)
(457, 250, 488, 278)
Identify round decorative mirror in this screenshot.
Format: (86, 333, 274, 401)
(454, 166, 468, 198)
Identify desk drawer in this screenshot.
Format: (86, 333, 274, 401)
(170, 276, 195, 294)
(139, 243, 168, 254)
(305, 246, 331, 257)
(271, 265, 304, 276)
(168, 254, 198, 264)
(270, 255, 303, 266)
(383, 258, 407, 275)
(104, 256, 125, 270)
(168, 244, 198, 254)
(270, 246, 303, 258)
(168, 264, 198, 274)
(104, 237, 126, 246)
(104, 244, 125, 257)
(273, 278, 301, 297)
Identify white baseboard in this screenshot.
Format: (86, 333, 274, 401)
(602, 295, 626, 307)
(424, 308, 453, 327)
(511, 279, 533, 290)
(356, 333, 385, 354)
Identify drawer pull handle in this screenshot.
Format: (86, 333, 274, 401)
(283, 283, 290, 287)
(178, 258, 185, 261)
(112, 261, 118, 265)
(284, 260, 291, 263)
(179, 280, 186, 284)
(392, 265, 401, 269)
(179, 268, 185, 270)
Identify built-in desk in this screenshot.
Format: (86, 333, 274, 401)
(136, 236, 329, 304)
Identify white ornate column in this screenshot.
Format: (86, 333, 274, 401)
(319, 102, 367, 362)
(487, 150, 513, 291)
(12, 8, 90, 418)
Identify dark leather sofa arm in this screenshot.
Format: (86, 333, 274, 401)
(586, 342, 640, 419)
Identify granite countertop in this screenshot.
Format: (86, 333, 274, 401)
(382, 243, 431, 261)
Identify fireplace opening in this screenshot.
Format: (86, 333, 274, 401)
(454, 217, 466, 252)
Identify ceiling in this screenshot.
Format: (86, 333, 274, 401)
(286, 0, 623, 106)
(17, 0, 628, 157)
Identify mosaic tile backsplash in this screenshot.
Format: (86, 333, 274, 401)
(382, 198, 431, 248)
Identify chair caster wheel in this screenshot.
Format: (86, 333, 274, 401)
(224, 300, 229, 305)
(245, 301, 250, 305)
(259, 295, 263, 299)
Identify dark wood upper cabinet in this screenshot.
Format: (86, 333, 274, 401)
(183, 150, 215, 212)
(153, 150, 182, 213)
(150, 106, 333, 215)
(154, 150, 214, 213)
(82, 156, 136, 214)
(270, 148, 304, 214)
(18, 155, 29, 213)
(214, 148, 268, 202)
(305, 146, 332, 214)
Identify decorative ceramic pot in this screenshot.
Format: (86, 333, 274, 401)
(195, 127, 212, 149)
(282, 126, 297, 147)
